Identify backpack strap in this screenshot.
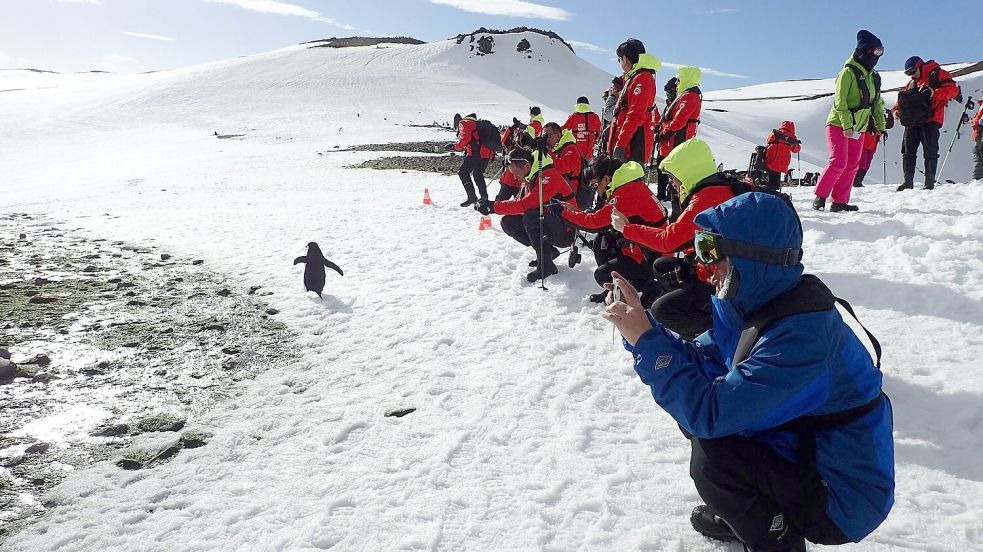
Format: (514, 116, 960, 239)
(833, 296, 882, 369)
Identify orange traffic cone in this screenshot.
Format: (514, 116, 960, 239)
(478, 215, 492, 230)
(423, 188, 432, 205)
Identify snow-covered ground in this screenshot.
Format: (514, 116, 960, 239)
(2, 32, 982, 550)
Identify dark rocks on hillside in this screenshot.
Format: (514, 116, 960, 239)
(91, 423, 130, 437)
(0, 348, 10, 360)
(0, 359, 16, 381)
(192, 260, 204, 265)
(135, 414, 186, 434)
(216, 288, 231, 297)
(385, 407, 417, 418)
(179, 432, 208, 449)
(160, 254, 171, 261)
(116, 458, 143, 470)
(24, 443, 50, 455)
(517, 39, 531, 52)
(476, 36, 494, 55)
(28, 296, 58, 305)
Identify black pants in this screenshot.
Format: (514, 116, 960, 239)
(501, 211, 573, 268)
(656, 169, 671, 201)
(593, 254, 656, 301)
(495, 183, 520, 201)
(628, 128, 647, 165)
(973, 136, 983, 181)
(901, 122, 941, 187)
(459, 155, 490, 200)
(690, 436, 851, 551)
(766, 169, 782, 190)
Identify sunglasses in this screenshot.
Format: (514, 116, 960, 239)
(693, 231, 803, 267)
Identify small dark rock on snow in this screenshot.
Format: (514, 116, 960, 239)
(160, 254, 171, 261)
(216, 288, 231, 297)
(24, 442, 51, 455)
(385, 407, 417, 418)
(116, 458, 143, 470)
(28, 296, 58, 304)
(135, 414, 186, 434)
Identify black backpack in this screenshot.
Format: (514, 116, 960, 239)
(896, 87, 933, 127)
(475, 119, 503, 152)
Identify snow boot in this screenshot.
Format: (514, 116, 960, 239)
(460, 196, 478, 208)
(690, 505, 740, 543)
(852, 168, 866, 187)
(896, 183, 913, 192)
(812, 196, 826, 211)
(526, 263, 558, 283)
(528, 246, 560, 267)
(829, 202, 859, 212)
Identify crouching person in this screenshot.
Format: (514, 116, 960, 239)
(603, 192, 895, 552)
(555, 157, 667, 303)
(476, 148, 575, 282)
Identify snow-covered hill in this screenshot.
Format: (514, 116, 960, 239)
(2, 34, 983, 551)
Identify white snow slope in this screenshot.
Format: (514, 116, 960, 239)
(2, 33, 983, 551)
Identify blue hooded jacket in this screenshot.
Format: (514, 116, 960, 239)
(627, 193, 894, 541)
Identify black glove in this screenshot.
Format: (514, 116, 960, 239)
(444, 143, 456, 151)
(474, 199, 495, 216)
(545, 201, 563, 217)
(612, 146, 626, 162)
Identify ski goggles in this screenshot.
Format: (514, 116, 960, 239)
(694, 231, 803, 267)
(872, 47, 884, 57)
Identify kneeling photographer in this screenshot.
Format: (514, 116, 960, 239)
(610, 139, 741, 339)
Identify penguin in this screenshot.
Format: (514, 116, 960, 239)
(293, 242, 343, 298)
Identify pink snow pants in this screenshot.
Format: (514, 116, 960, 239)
(815, 125, 863, 203)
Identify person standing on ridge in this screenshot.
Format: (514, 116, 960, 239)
(450, 113, 495, 208)
(893, 56, 961, 191)
(602, 192, 894, 552)
(764, 121, 801, 190)
(563, 97, 603, 161)
(607, 39, 660, 165)
(813, 30, 886, 212)
(973, 102, 983, 181)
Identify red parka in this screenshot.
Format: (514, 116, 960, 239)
(562, 110, 603, 159)
(608, 54, 660, 163)
(658, 89, 702, 158)
(493, 163, 574, 216)
(892, 60, 960, 127)
(622, 181, 735, 284)
(454, 117, 494, 159)
(764, 121, 801, 174)
(562, 171, 666, 264)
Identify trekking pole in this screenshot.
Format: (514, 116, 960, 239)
(937, 95, 976, 185)
(796, 151, 801, 182)
(536, 145, 547, 291)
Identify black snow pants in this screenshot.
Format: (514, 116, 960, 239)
(501, 210, 574, 269)
(459, 155, 490, 200)
(901, 122, 941, 187)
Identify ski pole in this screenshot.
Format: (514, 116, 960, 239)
(796, 151, 801, 181)
(937, 96, 976, 185)
(882, 133, 887, 185)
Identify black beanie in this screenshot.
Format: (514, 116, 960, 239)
(466, 112, 476, 119)
(530, 106, 541, 116)
(576, 96, 589, 105)
(856, 30, 882, 51)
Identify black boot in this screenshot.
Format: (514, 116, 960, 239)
(830, 202, 859, 212)
(852, 168, 867, 188)
(526, 262, 558, 283)
(460, 195, 478, 208)
(812, 196, 825, 211)
(923, 157, 938, 190)
(899, 154, 916, 191)
(528, 246, 560, 267)
(896, 183, 913, 191)
(690, 505, 740, 543)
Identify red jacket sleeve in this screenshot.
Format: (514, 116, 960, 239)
(615, 72, 655, 150)
(551, 145, 581, 178)
(622, 186, 732, 253)
(932, 69, 960, 105)
(454, 120, 472, 152)
(790, 132, 801, 153)
(493, 167, 570, 215)
(662, 91, 701, 133)
(562, 203, 613, 230)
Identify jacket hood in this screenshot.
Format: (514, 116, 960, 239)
(844, 55, 872, 74)
(606, 161, 644, 197)
(694, 192, 804, 318)
(628, 53, 662, 76)
(677, 66, 702, 91)
(528, 149, 554, 178)
(552, 128, 577, 152)
(779, 120, 795, 134)
(658, 138, 717, 202)
(574, 103, 592, 114)
(920, 59, 941, 76)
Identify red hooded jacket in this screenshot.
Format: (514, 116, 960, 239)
(892, 60, 960, 127)
(454, 118, 494, 159)
(972, 104, 983, 141)
(658, 88, 702, 158)
(608, 69, 657, 162)
(561, 179, 666, 263)
(621, 181, 735, 284)
(562, 111, 603, 159)
(549, 141, 583, 199)
(764, 121, 801, 174)
(493, 165, 574, 216)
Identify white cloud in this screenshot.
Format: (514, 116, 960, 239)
(98, 53, 139, 72)
(428, 0, 570, 21)
(122, 31, 176, 42)
(695, 8, 740, 15)
(203, 0, 356, 30)
(663, 62, 748, 79)
(567, 40, 608, 54)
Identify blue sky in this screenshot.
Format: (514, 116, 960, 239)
(3, 0, 979, 90)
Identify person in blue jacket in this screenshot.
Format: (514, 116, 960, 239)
(602, 192, 894, 551)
